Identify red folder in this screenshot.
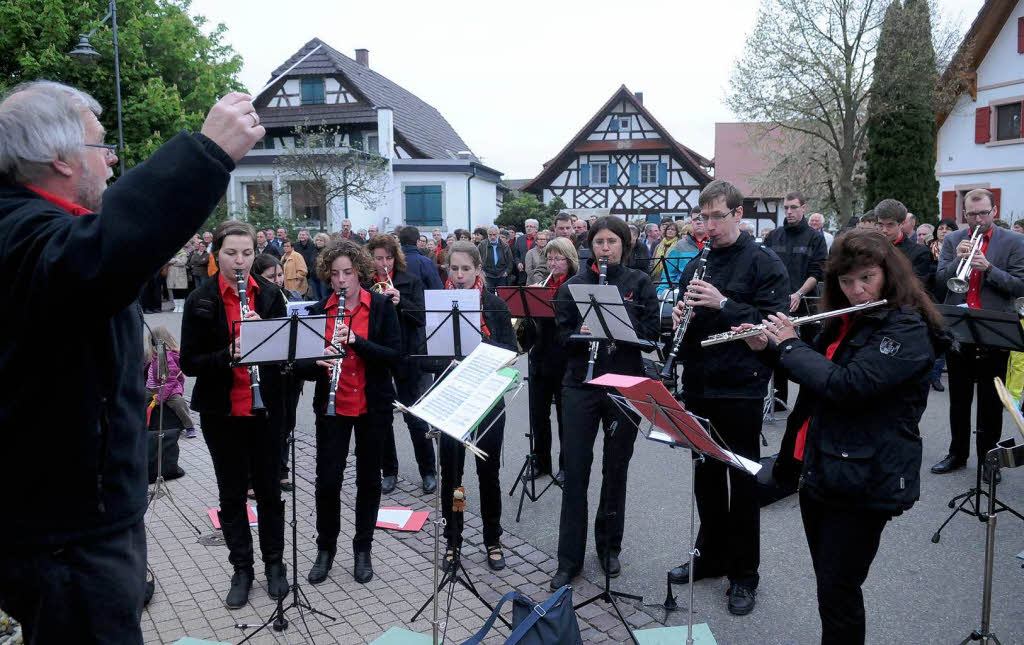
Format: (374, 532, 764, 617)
(207, 504, 258, 529)
(375, 506, 430, 532)
(497, 286, 557, 318)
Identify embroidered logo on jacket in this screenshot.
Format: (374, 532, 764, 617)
(879, 337, 901, 356)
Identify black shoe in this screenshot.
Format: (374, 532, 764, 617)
(441, 546, 456, 573)
(523, 461, 550, 482)
(422, 474, 437, 494)
(931, 454, 967, 474)
(280, 480, 294, 492)
(266, 562, 289, 600)
(598, 554, 621, 578)
(354, 551, 373, 584)
(381, 475, 397, 494)
(553, 470, 565, 487)
(486, 545, 506, 571)
(224, 567, 254, 609)
(727, 583, 756, 615)
(550, 568, 577, 591)
(307, 550, 334, 584)
(931, 378, 945, 392)
(668, 561, 726, 585)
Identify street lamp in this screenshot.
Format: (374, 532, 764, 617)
(69, 0, 125, 177)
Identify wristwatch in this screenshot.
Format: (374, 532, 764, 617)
(719, 297, 729, 310)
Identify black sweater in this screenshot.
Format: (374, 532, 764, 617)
(762, 218, 827, 295)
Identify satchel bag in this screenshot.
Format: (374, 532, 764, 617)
(461, 585, 582, 645)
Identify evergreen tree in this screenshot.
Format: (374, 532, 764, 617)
(864, 0, 940, 224)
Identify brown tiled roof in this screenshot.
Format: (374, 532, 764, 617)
(262, 38, 475, 160)
(258, 103, 378, 128)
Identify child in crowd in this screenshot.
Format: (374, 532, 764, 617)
(145, 326, 196, 438)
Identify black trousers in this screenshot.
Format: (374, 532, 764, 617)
(800, 493, 890, 645)
(947, 345, 1007, 461)
(314, 413, 382, 553)
(441, 403, 504, 548)
(201, 414, 285, 569)
(557, 384, 638, 574)
(280, 379, 304, 480)
(527, 354, 565, 474)
(0, 520, 146, 645)
(687, 397, 762, 589)
(381, 373, 436, 478)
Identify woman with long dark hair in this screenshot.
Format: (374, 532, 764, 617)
(180, 221, 288, 609)
(737, 230, 949, 645)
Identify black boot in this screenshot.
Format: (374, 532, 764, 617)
(266, 561, 289, 600)
(224, 567, 254, 609)
(354, 551, 373, 584)
(307, 550, 334, 585)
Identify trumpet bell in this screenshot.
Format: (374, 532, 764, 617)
(1015, 297, 1024, 317)
(947, 277, 970, 294)
(371, 281, 390, 294)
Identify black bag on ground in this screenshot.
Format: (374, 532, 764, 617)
(462, 585, 582, 645)
(147, 404, 185, 483)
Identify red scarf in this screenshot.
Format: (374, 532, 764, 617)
(794, 315, 853, 460)
(547, 272, 568, 290)
(445, 275, 490, 337)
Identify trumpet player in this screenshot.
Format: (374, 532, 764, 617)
(932, 188, 1024, 475)
(366, 234, 438, 495)
(180, 220, 288, 609)
(300, 240, 401, 585)
(667, 180, 788, 616)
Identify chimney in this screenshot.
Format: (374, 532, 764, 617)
(456, 150, 473, 160)
(635, 91, 644, 104)
(376, 107, 394, 161)
(355, 48, 369, 67)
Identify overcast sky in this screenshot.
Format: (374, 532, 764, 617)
(191, 0, 974, 180)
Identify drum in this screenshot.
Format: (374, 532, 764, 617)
(659, 287, 678, 335)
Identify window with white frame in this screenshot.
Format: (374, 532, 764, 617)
(364, 133, 379, 154)
(995, 103, 1022, 141)
(639, 162, 658, 185)
(618, 117, 631, 131)
(245, 182, 273, 213)
(591, 163, 609, 185)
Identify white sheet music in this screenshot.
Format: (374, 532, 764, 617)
(238, 318, 327, 363)
(568, 283, 642, 344)
(424, 289, 483, 357)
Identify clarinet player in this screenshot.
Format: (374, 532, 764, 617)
(180, 221, 288, 609)
(667, 180, 789, 616)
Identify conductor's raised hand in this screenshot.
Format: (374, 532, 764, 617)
(200, 92, 265, 161)
(732, 323, 768, 352)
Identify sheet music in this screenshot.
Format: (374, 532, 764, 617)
(424, 289, 482, 356)
(568, 283, 642, 344)
(286, 300, 317, 317)
(407, 343, 517, 442)
(238, 318, 326, 363)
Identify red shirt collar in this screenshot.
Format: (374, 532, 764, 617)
(892, 232, 905, 246)
(218, 272, 260, 299)
(25, 185, 93, 216)
(326, 287, 370, 312)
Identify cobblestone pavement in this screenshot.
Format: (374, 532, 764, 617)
(141, 419, 661, 644)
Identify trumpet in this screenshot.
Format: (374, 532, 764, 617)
(947, 227, 983, 294)
(234, 270, 266, 415)
(700, 300, 888, 347)
(325, 287, 348, 417)
(371, 268, 394, 294)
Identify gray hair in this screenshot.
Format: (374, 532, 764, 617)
(524, 218, 539, 228)
(0, 81, 102, 184)
(644, 223, 659, 234)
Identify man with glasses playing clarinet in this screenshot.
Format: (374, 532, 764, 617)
(667, 180, 789, 616)
(931, 188, 1024, 477)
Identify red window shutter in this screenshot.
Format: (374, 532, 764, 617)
(991, 188, 1002, 217)
(1018, 17, 1024, 54)
(941, 190, 957, 220)
(975, 107, 991, 143)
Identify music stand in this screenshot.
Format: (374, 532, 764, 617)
(594, 374, 760, 645)
(230, 313, 339, 641)
(405, 302, 520, 644)
(497, 285, 562, 519)
(932, 306, 1024, 544)
(564, 284, 656, 381)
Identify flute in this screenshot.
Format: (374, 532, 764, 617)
(700, 300, 888, 347)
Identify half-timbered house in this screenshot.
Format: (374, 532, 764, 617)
(520, 86, 712, 222)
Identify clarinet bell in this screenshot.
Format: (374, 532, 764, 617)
(250, 387, 267, 415)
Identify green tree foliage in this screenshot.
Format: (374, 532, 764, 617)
(496, 194, 566, 231)
(864, 0, 940, 224)
(0, 0, 245, 170)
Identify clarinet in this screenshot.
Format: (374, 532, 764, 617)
(235, 270, 266, 414)
(659, 241, 712, 380)
(325, 287, 348, 417)
(584, 258, 609, 382)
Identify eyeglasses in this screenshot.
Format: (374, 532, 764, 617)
(964, 210, 992, 218)
(783, 205, 802, 211)
(698, 206, 740, 222)
(83, 143, 118, 158)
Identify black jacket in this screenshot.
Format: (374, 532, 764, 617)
(482, 291, 518, 353)
(894, 233, 935, 288)
(299, 290, 402, 416)
(390, 269, 426, 379)
(295, 239, 319, 277)
(479, 240, 515, 281)
(765, 306, 950, 513)
(0, 132, 233, 546)
(555, 261, 660, 385)
(180, 272, 287, 417)
(762, 218, 827, 296)
(679, 232, 790, 399)
(257, 243, 282, 259)
(630, 240, 651, 273)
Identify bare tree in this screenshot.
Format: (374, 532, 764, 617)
(274, 121, 389, 231)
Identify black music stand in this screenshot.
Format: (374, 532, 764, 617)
(564, 284, 657, 375)
(231, 313, 340, 641)
(498, 285, 562, 519)
(406, 299, 517, 643)
(932, 306, 1024, 544)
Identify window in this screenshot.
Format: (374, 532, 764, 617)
(288, 180, 324, 226)
(300, 77, 325, 105)
(995, 103, 1022, 141)
(252, 135, 274, 150)
(591, 163, 609, 186)
(405, 185, 443, 227)
(639, 162, 658, 185)
(365, 133, 379, 155)
(245, 182, 273, 213)
(619, 117, 631, 131)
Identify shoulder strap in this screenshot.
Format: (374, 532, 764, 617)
(505, 585, 570, 645)
(461, 591, 519, 645)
